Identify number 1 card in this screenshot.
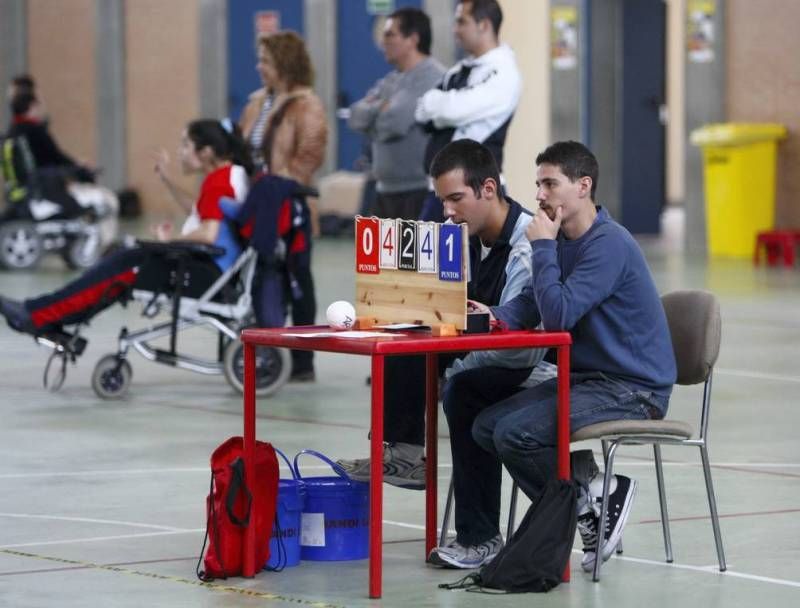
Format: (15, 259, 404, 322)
(438, 223, 463, 281)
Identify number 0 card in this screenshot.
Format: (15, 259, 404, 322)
(355, 216, 380, 274)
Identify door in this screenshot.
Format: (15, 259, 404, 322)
(620, 0, 666, 234)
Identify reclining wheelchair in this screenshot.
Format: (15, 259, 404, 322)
(36, 176, 314, 400)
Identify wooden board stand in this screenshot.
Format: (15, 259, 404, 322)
(354, 217, 469, 332)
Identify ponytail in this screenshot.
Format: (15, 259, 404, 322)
(187, 118, 255, 176)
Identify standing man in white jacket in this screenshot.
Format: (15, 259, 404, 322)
(415, 0, 522, 222)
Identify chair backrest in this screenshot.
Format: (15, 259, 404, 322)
(661, 290, 721, 386)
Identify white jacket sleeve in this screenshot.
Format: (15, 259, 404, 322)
(415, 59, 521, 129)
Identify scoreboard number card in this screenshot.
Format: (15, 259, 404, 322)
(355, 216, 380, 274)
(398, 220, 418, 271)
(438, 223, 463, 281)
(379, 219, 398, 269)
(416, 222, 437, 273)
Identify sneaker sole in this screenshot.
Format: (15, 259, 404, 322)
(428, 549, 499, 570)
(600, 479, 638, 561)
(581, 552, 596, 573)
(347, 473, 425, 490)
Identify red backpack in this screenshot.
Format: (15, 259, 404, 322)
(196, 436, 279, 580)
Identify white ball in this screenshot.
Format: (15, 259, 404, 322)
(326, 300, 356, 330)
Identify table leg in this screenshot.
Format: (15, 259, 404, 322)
(369, 355, 385, 599)
(424, 354, 438, 557)
(242, 341, 257, 577)
(557, 343, 571, 582)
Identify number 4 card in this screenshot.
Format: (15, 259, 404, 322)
(416, 222, 436, 273)
(379, 219, 398, 269)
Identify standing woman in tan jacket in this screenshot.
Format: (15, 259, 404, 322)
(256, 31, 328, 382)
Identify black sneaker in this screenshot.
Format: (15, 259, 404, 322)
(0, 296, 35, 334)
(578, 474, 638, 571)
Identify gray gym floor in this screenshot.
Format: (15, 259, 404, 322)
(1, 214, 799, 607)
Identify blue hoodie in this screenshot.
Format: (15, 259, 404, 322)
(493, 207, 676, 397)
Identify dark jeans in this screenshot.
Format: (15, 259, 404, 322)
(289, 264, 317, 374)
(382, 354, 459, 446)
(466, 372, 668, 542)
(442, 365, 534, 545)
(373, 188, 428, 221)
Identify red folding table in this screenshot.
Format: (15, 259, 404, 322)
(239, 327, 572, 598)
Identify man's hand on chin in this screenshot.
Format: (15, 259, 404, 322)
(526, 206, 562, 241)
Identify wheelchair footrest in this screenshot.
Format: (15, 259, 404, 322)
(37, 330, 88, 357)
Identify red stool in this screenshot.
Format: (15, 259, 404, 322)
(753, 230, 798, 266)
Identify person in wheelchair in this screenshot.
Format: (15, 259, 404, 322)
(0, 118, 252, 337)
(3, 91, 89, 218)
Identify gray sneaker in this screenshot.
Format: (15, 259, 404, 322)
(427, 533, 504, 569)
(336, 442, 425, 490)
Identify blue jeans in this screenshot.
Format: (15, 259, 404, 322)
(470, 372, 669, 537)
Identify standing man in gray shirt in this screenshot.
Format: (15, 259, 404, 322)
(348, 8, 445, 220)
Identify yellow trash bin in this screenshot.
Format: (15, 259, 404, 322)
(690, 123, 787, 258)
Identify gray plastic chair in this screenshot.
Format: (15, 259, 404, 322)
(440, 290, 726, 582)
(571, 289, 726, 581)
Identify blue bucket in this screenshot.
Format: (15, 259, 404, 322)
(294, 450, 369, 561)
(265, 449, 306, 570)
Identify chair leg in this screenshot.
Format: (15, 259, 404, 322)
(653, 444, 674, 563)
(593, 441, 620, 582)
(439, 476, 454, 547)
(699, 445, 727, 571)
(506, 480, 519, 540)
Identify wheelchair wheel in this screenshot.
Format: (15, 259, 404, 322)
(223, 340, 291, 397)
(62, 230, 102, 269)
(91, 354, 133, 399)
(0, 221, 43, 269)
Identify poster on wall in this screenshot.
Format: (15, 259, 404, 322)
(367, 0, 394, 16)
(254, 10, 280, 37)
(550, 6, 578, 71)
(687, 0, 715, 63)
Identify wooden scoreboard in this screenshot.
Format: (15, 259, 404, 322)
(354, 216, 469, 331)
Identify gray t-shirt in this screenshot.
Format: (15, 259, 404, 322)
(348, 57, 445, 193)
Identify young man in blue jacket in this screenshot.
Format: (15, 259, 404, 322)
(430, 141, 677, 571)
